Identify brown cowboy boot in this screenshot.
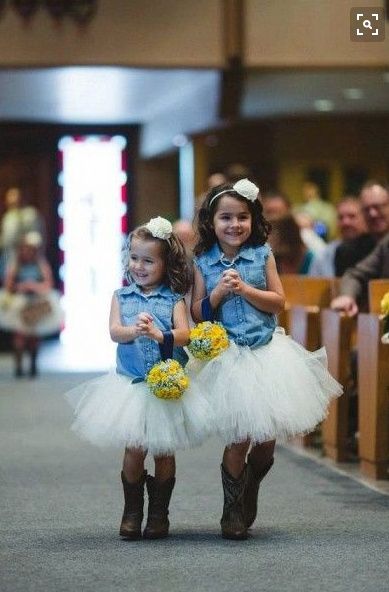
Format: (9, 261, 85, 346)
(119, 470, 146, 540)
(244, 455, 274, 528)
(220, 464, 248, 540)
(143, 475, 175, 539)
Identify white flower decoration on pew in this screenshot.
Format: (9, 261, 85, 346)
(146, 217, 173, 241)
(233, 178, 259, 202)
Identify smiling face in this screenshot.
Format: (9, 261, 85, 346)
(212, 195, 252, 257)
(337, 199, 366, 241)
(360, 185, 389, 239)
(128, 236, 165, 293)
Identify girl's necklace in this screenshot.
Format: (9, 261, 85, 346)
(220, 253, 238, 267)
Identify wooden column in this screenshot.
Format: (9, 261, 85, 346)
(220, 0, 244, 120)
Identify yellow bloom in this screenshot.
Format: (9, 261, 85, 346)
(381, 292, 389, 317)
(188, 321, 229, 360)
(146, 359, 189, 400)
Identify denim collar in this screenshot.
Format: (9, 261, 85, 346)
(207, 242, 257, 266)
(121, 282, 172, 299)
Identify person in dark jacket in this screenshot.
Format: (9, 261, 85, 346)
(334, 181, 389, 276)
(331, 233, 389, 315)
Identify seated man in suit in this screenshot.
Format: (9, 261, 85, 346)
(334, 181, 389, 277)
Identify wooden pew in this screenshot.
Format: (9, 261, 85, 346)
(321, 310, 356, 461)
(281, 276, 335, 447)
(358, 279, 389, 479)
(279, 275, 335, 336)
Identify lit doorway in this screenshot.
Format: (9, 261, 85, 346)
(58, 135, 127, 370)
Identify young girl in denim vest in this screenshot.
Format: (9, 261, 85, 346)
(66, 217, 212, 540)
(191, 179, 342, 540)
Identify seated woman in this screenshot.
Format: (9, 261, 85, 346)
(269, 214, 315, 275)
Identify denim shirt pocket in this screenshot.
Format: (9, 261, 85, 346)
(120, 297, 141, 324)
(242, 265, 266, 289)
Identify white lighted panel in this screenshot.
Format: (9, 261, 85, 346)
(58, 136, 126, 369)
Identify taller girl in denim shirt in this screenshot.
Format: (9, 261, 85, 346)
(191, 179, 342, 540)
(66, 217, 212, 541)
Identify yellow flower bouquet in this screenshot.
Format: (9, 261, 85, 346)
(188, 321, 229, 361)
(146, 359, 189, 400)
(380, 291, 389, 344)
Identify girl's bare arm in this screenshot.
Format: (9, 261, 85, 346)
(171, 298, 190, 345)
(226, 254, 285, 314)
(191, 265, 230, 322)
(109, 294, 138, 343)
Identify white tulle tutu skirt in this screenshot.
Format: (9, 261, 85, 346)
(0, 289, 64, 336)
(187, 328, 343, 446)
(65, 370, 214, 456)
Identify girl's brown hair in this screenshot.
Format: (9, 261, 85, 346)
(194, 183, 271, 256)
(124, 226, 191, 295)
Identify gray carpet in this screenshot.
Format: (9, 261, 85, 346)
(1, 371, 389, 592)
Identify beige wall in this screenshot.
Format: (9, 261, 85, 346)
(246, 0, 389, 67)
(0, 0, 223, 67)
(1, 0, 388, 69)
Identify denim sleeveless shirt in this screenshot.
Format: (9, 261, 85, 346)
(194, 243, 277, 348)
(114, 283, 188, 381)
(16, 262, 43, 282)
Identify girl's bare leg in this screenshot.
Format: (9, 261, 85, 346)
(122, 447, 147, 482)
(27, 336, 39, 377)
(223, 439, 250, 478)
(154, 454, 176, 481)
(12, 332, 25, 377)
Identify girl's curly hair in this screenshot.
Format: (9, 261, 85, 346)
(123, 226, 191, 295)
(194, 182, 271, 256)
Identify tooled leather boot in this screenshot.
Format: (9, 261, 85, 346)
(220, 464, 248, 540)
(119, 470, 146, 540)
(244, 455, 274, 528)
(143, 475, 175, 539)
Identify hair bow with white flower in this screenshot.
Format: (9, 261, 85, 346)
(209, 178, 260, 207)
(145, 216, 173, 240)
(232, 178, 259, 202)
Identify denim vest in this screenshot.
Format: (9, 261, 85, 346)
(16, 262, 43, 282)
(194, 243, 277, 348)
(115, 283, 188, 381)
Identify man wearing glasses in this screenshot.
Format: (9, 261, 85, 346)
(331, 181, 389, 315)
(332, 181, 389, 287)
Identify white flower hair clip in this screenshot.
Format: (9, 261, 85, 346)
(233, 178, 259, 201)
(145, 216, 173, 240)
(209, 178, 259, 207)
